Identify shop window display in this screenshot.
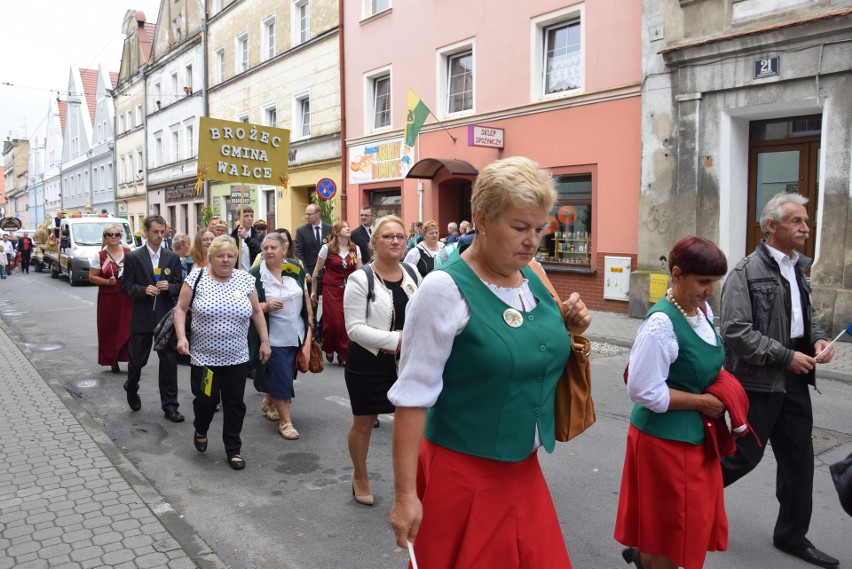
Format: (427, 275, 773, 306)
(539, 175, 592, 266)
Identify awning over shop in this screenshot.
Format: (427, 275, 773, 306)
(405, 158, 478, 179)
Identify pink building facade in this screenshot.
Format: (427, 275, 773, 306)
(342, 1, 641, 311)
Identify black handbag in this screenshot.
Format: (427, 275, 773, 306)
(153, 268, 203, 358)
(830, 452, 852, 517)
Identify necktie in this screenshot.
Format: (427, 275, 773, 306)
(367, 226, 372, 237)
(315, 226, 321, 245)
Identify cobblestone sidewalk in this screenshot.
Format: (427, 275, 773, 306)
(0, 324, 225, 569)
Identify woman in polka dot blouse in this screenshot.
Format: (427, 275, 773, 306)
(174, 235, 271, 470)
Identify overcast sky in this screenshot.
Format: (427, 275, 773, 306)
(0, 0, 161, 143)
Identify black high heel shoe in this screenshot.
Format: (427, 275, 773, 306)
(621, 547, 644, 568)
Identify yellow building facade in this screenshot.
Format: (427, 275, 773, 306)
(206, 0, 342, 232)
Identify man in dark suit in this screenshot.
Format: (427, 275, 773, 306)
(120, 215, 186, 422)
(231, 206, 262, 272)
(350, 205, 375, 264)
(162, 223, 173, 250)
(295, 203, 331, 341)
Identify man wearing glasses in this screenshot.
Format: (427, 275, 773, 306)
(351, 206, 376, 263)
(295, 204, 332, 342)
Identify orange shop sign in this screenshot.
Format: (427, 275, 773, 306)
(348, 138, 414, 184)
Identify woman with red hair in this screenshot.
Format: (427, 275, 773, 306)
(311, 220, 362, 365)
(616, 235, 730, 569)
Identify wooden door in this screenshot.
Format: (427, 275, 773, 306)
(747, 141, 819, 259)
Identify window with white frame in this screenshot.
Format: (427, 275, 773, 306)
(263, 104, 277, 127)
(215, 48, 225, 83)
(136, 150, 143, 178)
(154, 82, 161, 107)
(533, 8, 583, 98)
(237, 112, 249, 123)
(126, 110, 133, 129)
(119, 114, 125, 133)
(262, 16, 276, 61)
(293, 93, 310, 139)
(368, 72, 391, 130)
(171, 128, 180, 161)
(120, 156, 126, 184)
(443, 47, 473, 115)
(185, 64, 193, 93)
(154, 132, 163, 166)
(185, 124, 194, 157)
(171, 72, 179, 100)
(292, 0, 310, 45)
(136, 104, 142, 125)
(236, 33, 249, 73)
(365, 0, 390, 18)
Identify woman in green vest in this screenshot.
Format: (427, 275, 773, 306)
(615, 236, 729, 569)
(388, 157, 591, 569)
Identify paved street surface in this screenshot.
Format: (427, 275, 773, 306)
(0, 271, 850, 568)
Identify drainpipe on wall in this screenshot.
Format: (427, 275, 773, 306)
(337, 1, 347, 219)
(142, 68, 150, 220)
(200, 1, 209, 208)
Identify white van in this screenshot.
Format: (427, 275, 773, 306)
(41, 217, 136, 286)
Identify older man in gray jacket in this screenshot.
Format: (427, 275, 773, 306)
(720, 192, 837, 568)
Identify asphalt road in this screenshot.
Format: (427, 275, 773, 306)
(1, 271, 850, 568)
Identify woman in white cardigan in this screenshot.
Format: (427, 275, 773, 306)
(343, 215, 420, 506)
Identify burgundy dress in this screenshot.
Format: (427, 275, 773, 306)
(321, 249, 358, 361)
(95, 248, 133, 367)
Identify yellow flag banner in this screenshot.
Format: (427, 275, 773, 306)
(197, 117, 290, 186)
(404, 89, 430, 147)
(201, 367, 214, 397)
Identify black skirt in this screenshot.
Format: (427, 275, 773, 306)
(344, 341, 397, 415)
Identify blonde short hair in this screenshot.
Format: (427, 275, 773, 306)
(207, 234, 239, 261)
(471, 157, 556, 220)
(370, 215, 407, 251)
(422, 220, 439, 234)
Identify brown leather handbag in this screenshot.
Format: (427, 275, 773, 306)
(528, 260, 596, 441)
(296, 327, 325, 374)
(296, 327, 312, 373)
(308, 339, 325, 373)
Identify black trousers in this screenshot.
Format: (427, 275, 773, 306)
(191, 363, 248, 456)
(721, 370, 814, 547)
(127, 332, 179, 412)
(19, 253, 30, 273)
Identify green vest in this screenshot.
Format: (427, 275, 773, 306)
(424, 256, 570, 462)
(629, 299, 723, 445)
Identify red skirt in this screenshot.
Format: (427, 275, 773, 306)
(320, 284, 349, 359)
(614, 425, 727, 569)
(96, 287, 132, 366)
(409, 439, 572, 569)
